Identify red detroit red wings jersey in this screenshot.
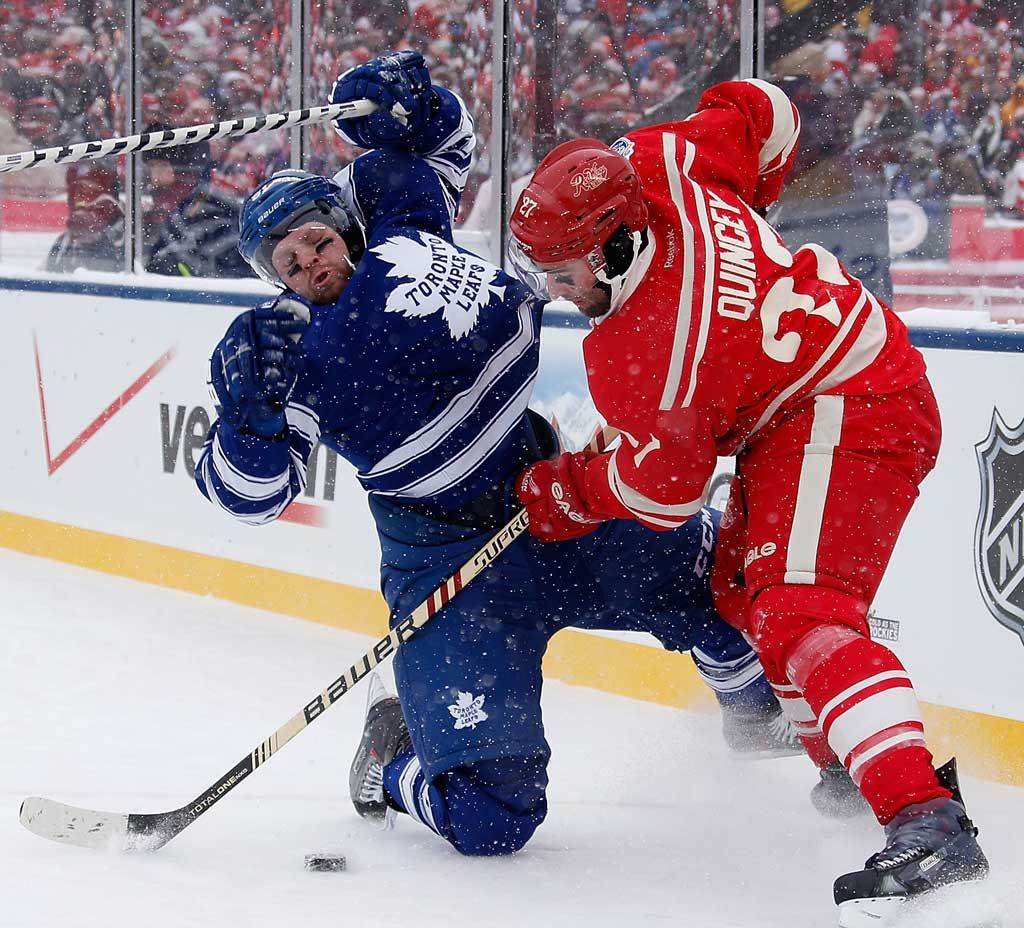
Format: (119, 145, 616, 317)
(578, 79, 926, 531)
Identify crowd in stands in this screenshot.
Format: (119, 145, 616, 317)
(768, 0, 1024, 216)
(1, 0, 1023, 278)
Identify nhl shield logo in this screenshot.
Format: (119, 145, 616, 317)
(974, 409, 1024, 644)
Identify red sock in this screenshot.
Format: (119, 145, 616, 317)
(787, 626, 949, 824)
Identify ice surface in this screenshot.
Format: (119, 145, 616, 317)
(2, 548, 1022, 928)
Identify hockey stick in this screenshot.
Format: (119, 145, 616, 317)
(0, 99, 377, 175)
(19, 508, 529, 853)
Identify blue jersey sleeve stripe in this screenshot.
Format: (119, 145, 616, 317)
(237, 498, 291, 526)
(194, 406, 319, 524)
(421, 105, 475, 194)
(435, 179, 458, 224)
(330, 163, 366, 229)
(197, 454, 238, 516)
(211, 434, 291, 500)
(199, 451, 293, 522)
(286, 402, 321, 447)
(288, 448, 308, 493)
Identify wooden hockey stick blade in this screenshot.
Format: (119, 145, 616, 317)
(19, 798, 162, 852)
(19, 509, 530, 853)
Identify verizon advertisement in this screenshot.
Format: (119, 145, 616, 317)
(5, 275, 379, 590)
(1, 273, 1023, 724)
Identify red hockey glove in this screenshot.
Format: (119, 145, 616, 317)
(516, 453, 604, 542)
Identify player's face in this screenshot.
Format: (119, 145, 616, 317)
(540, 257, 611, 319)
(271, 222, 354, 304)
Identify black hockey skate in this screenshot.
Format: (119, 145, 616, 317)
(833, 760, 989, 927)
(811, 761, 871, 819)
(721, 702, 804, 759)
(349, 674, 412, 825)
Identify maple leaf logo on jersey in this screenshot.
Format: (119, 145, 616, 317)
(372, 232, 506, 340)
(447, 691, 488, 730)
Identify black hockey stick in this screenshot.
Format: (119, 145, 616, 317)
(19, 509, 529, 853)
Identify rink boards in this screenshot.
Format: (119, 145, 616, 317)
(2, 269, 1024, 786)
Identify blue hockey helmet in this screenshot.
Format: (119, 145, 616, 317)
(237, 169, 365, 288)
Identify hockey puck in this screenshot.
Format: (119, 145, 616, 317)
(304, 854, 346, 872)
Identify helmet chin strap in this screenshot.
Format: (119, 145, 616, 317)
(595, 228, 645, 315)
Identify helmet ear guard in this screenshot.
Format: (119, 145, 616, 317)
(600, 223, 648, 279)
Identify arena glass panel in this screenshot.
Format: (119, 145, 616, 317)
(503, 0, 745, 264)
(501, 0, 742, 242)
(303, 0, 495, 240)
(137, 0, 291, 282)
(0, 4, 126, 275)
(768, 0, 1024, 321)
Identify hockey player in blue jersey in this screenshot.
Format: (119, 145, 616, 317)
(195, 51, 800, 857)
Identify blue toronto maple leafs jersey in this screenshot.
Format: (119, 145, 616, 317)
(195, 88, 545, 524)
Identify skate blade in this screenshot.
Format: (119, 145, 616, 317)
(838, 883, 999, 928)
(364, 805, 398, 832)
(838, 897, 906, 928)
(729, 745, 806, 762)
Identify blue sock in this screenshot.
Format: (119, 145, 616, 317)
(691, 646, 776, 712)
(383, 747, 441, 835)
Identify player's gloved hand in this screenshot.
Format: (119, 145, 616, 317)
(331, 50, 433, 147)
(209, 297, 310, 439)
(515, 453, 604, 542)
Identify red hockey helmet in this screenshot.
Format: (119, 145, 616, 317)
(509, 138, 648, 267)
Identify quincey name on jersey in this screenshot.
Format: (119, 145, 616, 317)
(575, 78, 926, 532)
(195, 87, 543, 525)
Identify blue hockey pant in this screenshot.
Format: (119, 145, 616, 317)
(369, 498, 771, 855)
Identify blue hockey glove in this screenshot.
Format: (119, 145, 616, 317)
(209, 297, 310, 439)
(331, 50, 433, 147)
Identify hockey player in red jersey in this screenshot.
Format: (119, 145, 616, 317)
(508, 78, 989, 921)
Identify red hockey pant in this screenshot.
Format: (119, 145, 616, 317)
(711, 378, 949, 823)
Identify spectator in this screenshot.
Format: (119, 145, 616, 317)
(1, 93, 66, 199)
(1002, 148, 1024, 216)
(859, 20, 901, 77)
(637, 55, 678, 109)
(921, 89, 961, 147)
(44, 161, 123, 273)
(4, 0, 1024, 264)
(143, 131, 254, 279)
(13, 93, 61, 148)
(141, 125, 210, 255)
(1001, 78, 1024, 129)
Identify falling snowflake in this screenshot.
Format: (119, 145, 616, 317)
(371, 232, 506, 340)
